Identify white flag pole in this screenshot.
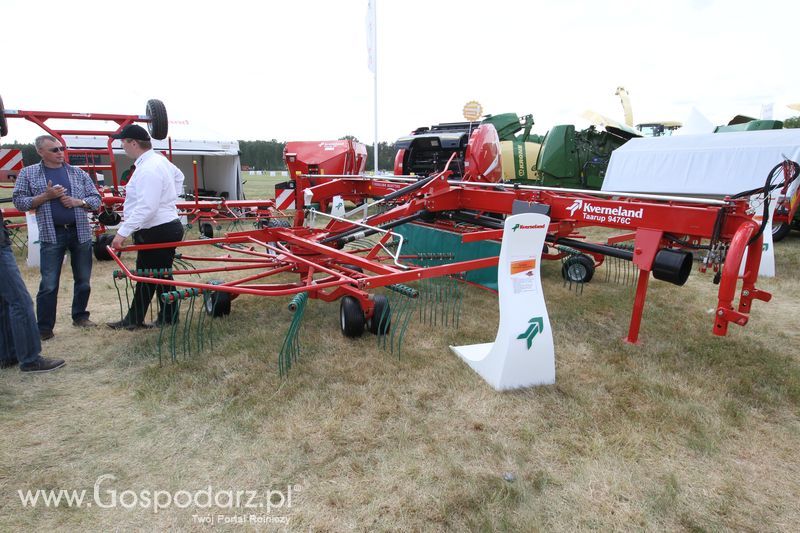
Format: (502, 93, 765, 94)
(371, 0, 378, 174)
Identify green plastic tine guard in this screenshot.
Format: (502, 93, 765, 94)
(278, 292, 308, 377)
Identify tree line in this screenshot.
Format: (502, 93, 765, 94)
(238, 139, 398, 171)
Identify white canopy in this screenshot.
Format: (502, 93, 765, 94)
(64, 135, 243, 199)
(602, 129, 800, 196)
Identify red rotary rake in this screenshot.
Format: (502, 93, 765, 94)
(105, 129, 794, 356)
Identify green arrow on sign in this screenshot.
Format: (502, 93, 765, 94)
(517, 316, 544, 350)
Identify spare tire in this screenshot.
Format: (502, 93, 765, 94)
(145, 99, 168, 140)
(0, 94, 8, 137)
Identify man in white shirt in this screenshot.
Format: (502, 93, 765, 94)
(107, 124, 185, 329)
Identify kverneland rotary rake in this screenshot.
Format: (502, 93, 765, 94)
(0, 95, 280, 257)
(101, 126, 797, 375)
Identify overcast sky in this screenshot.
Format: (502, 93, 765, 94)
(2, 0, 798, 145)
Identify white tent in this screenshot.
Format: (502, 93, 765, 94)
(602, 129, 800, 196)
(63, 135, 243, 200)
(602, 129, 800, 277)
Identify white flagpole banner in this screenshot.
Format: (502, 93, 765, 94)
(450, 213, 556, 390)
(365, 0, 376, 74)
(366, 0, 379, 174)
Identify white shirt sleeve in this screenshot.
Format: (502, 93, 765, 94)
(117, 165, 165, 238)
(173, 165, 185, 198)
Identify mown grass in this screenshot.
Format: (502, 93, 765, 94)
(0, 178, 798, 531)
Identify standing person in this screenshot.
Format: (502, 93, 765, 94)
(13, 135, 102, 341)
(0, 208, 66, 372)
(107, 124, 184, 329)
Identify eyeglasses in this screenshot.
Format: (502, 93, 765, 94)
(48, 146, 66, 153)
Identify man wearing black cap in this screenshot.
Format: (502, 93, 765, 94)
(0, 208, 66, 372)
(106, 124, 185, 329)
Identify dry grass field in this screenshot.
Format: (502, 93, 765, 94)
(1, 173, 799, 531)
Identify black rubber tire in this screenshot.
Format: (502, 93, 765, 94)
(145, 99, 168, 140)
(340, 263, 363, 273)
(772, 222, 791, 242)
(93, 233, 118, 261)
(561, 254, 595, 283)
(368, 295, 391, 335)
(339, 296, 365, 337)
(265, 218, 291, 229)
(203, 280, 231, 317)
(0, 94, 7, 137)
(200, 222, 214, 239)
(97, 209, 121, 227)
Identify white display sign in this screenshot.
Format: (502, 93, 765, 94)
(25, 213, 40, 268)
(450, 212, 555, 390)
(330, 195, 345, 217)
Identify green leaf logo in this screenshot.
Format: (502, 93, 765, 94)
(517, 316, 544, 350)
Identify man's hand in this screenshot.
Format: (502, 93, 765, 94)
(59, 196, 85, 208)
(111, 234, 127, 251)
(43, 180, 65, 200)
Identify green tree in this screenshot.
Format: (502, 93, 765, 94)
(0, 142, 39, 165)
(238, 140, 287, 170)
(784, 116, 800, 128)
(339, 136, 397, 172)
(238, 137, 397, 172)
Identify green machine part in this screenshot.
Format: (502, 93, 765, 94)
(534, 125, 629, 189)
(393, 223, 500, 290)
(482, 112, 544, 143)
(714, 119, 784, 133)
(482, 113, 545, 181)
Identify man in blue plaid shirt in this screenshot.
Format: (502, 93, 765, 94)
(13, 135, 102, 340)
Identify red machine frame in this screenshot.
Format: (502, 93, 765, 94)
(1, 98, 279, 240)
(107, 160, 772, 344)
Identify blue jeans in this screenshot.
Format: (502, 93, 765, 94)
(0, 244, 41, 365)
(37, 226, 93, 333)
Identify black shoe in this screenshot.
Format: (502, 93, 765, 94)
(106, 320, 151, 331)
(40, 330, 54, 341)
(20, 357, 66, 373)
(146, 320, 177, 328)
(1, 359, 19, 369)
(73, 318, 97, 328)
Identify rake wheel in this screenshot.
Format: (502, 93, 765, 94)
(562, 254, 595, 283)
(367, 295, 391, 335)
(340, 296, 365, 337)
(200, 222, 214, 238)
(771, 222, 791, 242)
(204, 280, 231, 317)
(93, 233, 119, 261)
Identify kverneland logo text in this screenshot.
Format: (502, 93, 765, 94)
(511, 223, 546, 232)
(567, 199, 644, 219)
